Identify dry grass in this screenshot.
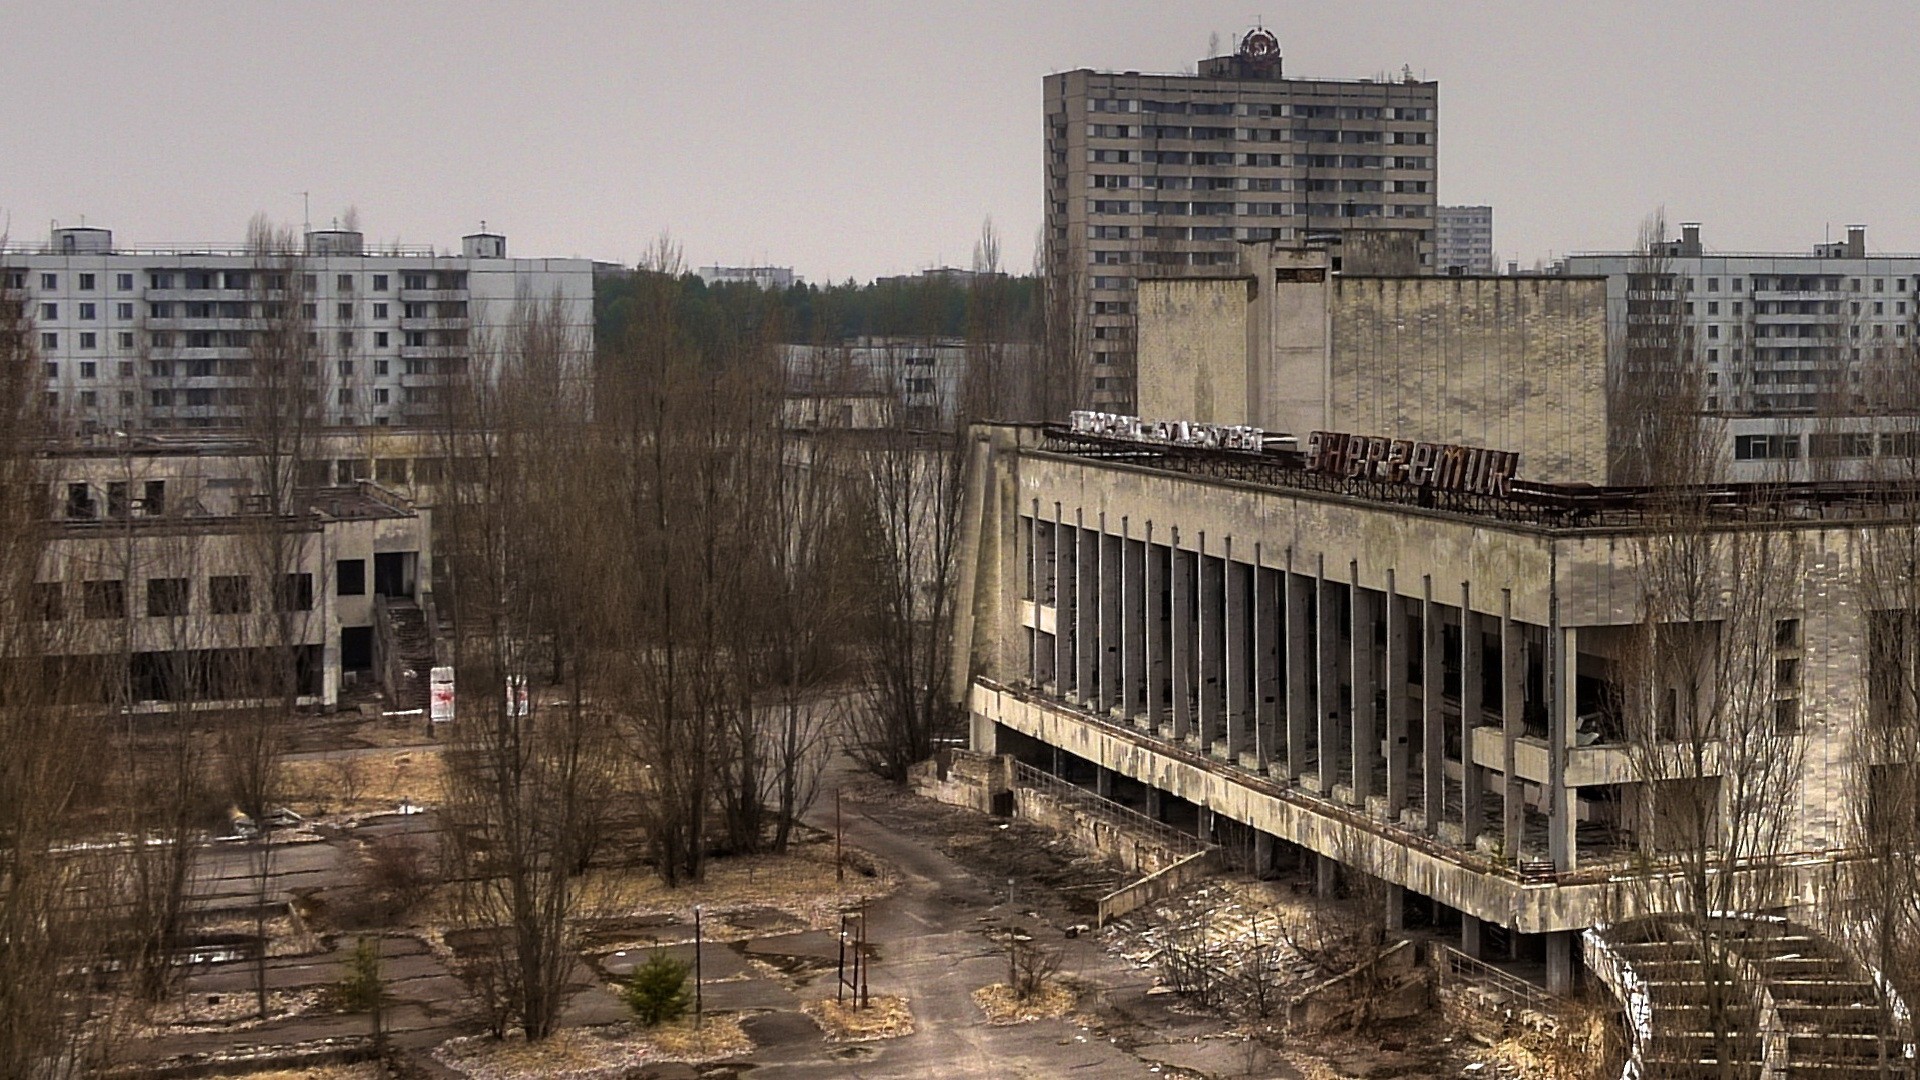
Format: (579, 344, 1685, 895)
(279, 748, 444, 818)
(646, 1016, 752, 1058)
(575, 841, 898, 937)
(435, 1019, 748, 1078)
(224, 1067, 382, 1080)
(801, 995, 914, 1042)
(971, 980, 1077, 1025)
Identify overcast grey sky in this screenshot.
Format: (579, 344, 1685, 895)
(4, 2, 1919, 281)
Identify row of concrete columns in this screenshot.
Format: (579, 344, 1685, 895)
(1074, 756, 1576, 993)
(1027, 509, 1580, 871)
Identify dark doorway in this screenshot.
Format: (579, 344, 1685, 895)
(373, 552, 415, 598)
(341, 626, 374, 672)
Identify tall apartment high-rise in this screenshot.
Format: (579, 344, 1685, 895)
(1045, 27, 1438, 409)
(5, 224, 593, 435)
(1563, 222, 1920, 478)
(1436, 204, 1493, 274)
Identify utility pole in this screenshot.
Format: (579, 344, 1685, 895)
(835, 787, 844, 884)
(693, 905, 704, 1028)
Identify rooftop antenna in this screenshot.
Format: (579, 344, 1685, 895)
(299, 192, 310, 233)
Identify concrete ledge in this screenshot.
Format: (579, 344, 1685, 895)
(1096, 847, 1225, 926)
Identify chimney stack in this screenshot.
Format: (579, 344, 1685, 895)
(1847, 225, 1867, 259)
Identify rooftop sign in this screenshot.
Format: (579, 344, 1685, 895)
(1306, 431, 1520, 498)
(1069, 410, 1265, 452)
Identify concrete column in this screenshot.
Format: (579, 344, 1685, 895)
(1384, 571, 1410, 819)
(1545, 931, 1575, 995)
(970, 711, 998, 754)
(1225, 548, 1251, 760)
(1284, 562, 1311, 781)
(1315, 853, 1338, 900)
(1095, 765, 1114, 799)
(1254, 558, 1281, 773)
(1144, 785, 1163, 821)
(1122, 529, 1146, 723)
(1252, 831, 1275, 879)
(1028, 508, 1041, 687)
(1384, 883, 1406, 931)
(1501, 591, 1526, 860)
(1314, 557, 1341, 795)
(1075, 512, 1098, 706)
(1053, 505, 1073, 699)
(1350, 564, 1378, 808)
(1170, 536, 1194, 741)
(1099, 524, 1123, 712)
(1145, 531, 1168, 733)
(1198, 546, 1224, 754)
(1422, 576, 1444, 834)
(1461, 914, 1485, 959)
(1460, 586, 1485, 846)
(1196, 806, 1215, 844)
(1550, 625, 1578, 871)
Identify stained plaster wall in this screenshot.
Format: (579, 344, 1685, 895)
(1137, 278, 1252, 425)
(1326, 275, 1610, 485)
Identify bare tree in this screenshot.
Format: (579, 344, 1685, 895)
(1614, 212, 1806, 1079)
(438, 285, 611, 1040)
(211, 218, 328, 1018)
(0, 245, 122, 1076)
(1031, 225, 1090, 422)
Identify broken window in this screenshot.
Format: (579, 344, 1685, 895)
(83, 579, 125, 620)
(210, 575, 251, 615)
(146, 578, 189, 617)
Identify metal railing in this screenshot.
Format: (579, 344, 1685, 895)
(1431, 941, 1560, 1017)
(1009, 759, 1212, 858)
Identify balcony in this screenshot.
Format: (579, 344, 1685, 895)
(397, 289, 466, 303)
(398, 317, 469, 332)
(398, 344, 465, 360)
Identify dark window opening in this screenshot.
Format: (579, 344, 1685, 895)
(341, 626, 374, 672)
(147, 577, 189, 617)
(210, 575, 251, 615)
(337, 559, 367, 596)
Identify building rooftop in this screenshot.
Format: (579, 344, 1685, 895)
(1034, 422, 1920, 531)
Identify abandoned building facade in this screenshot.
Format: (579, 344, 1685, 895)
(949, 236, 1919, 996)
(34, 437, 434, 711)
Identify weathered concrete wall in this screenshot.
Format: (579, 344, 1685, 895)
(1014, 786, 1196, 877)
(1137, 278, 1251, 426)
(908, 750, 1012, 817)
(1328, 276, 1611, 485)
(1096, 848, 1224, 925)
(1003, 450, 1559, 630)
(1341, 229, 1422, 276)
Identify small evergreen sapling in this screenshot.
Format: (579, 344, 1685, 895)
(623, 951, 691, 1027)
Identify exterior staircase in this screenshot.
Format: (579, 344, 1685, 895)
(379, 596, 436, 713)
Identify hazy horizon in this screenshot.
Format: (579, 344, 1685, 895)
(6, 1, 1920, 281)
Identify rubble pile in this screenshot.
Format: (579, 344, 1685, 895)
(1106, 880, 1321, 1016)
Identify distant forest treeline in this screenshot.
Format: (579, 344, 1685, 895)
(595, 271, 1038, 353)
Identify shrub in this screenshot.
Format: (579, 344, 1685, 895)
(623, 951, 691, 1027)
(338, 936, 384, 1012)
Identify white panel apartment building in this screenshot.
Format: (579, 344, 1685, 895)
(1435, 204, 1493, 274)
(1564, 222, 1920, 480)
(1045, 27, 1438, 410)
(6, 225, 593, 434)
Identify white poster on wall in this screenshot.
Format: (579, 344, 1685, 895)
(430, 666, 455, 723)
